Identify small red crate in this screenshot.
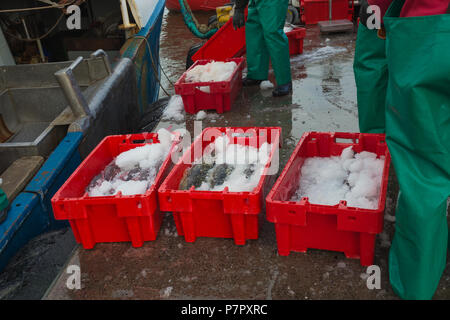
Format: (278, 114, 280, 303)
(286, 28, 306, 55)
(51, 132, 180, 249)
(266, 132, 391, 266)
(174, 58, 245, 114)
(301, 0, 352, 25)
(158, 127, 281, 245)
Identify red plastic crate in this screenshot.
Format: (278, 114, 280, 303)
(286, 27, 306, 55)
(192, 18, 246, 62)
(158, 127, 281, 245)
(51, 132, 180, 249)
(174, 58, 245, 114)
(301, 0, 353, 25)
(266, 132, 391, 266)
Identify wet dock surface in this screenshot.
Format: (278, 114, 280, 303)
(3, 9, 450, 300)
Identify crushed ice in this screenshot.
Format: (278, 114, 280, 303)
(291, 146, 385, 209)
(195, 110, 207, 120)
(291, 46, 347, 63)
(162, 95, 185, 122)
(185, 61, 237, 83)
(86, 128, 174, 197)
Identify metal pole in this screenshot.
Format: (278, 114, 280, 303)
(119, 0, 136, 39)
(120, 0, 131, 27)
(55, 57, 91, 118)
(90, 49, 112, 75)
(21, 17, 45, 63)
(21, 18, 31, 39)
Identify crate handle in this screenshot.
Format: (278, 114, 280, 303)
(230, 132, 255, 138)
(131, 138, 154, 144)
(335, 137, 359, 144)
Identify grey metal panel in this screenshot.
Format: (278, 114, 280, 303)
(0, 91, 19, 131)
(0, 55, 114, 174)
(6, 87, 70, 123)
(0, 125, 68, 172)
(0, 57, 110, 89)
(73, 58, 140, 159)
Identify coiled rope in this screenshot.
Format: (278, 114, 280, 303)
(178, 0, 218, 39)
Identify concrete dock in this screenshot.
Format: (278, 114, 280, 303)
(2, 9, 450, 300)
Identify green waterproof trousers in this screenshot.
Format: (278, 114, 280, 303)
(384, 0, 450, 300)
(353, 24, 388, 133)
(245, 0, 292, 86)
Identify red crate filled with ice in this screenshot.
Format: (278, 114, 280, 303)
(174, 58, 245, 114)
(51, 129, 180, 249)
(266, 132, 391, 266)
(159, 127, 281, 245)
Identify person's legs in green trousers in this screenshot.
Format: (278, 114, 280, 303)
(245, 0, 270, 81)
(353, 24, 388, 133)
(384, 0, 450, 300)
(245, 0, 291, 86)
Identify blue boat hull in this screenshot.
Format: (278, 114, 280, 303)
(121, 0, 166, 114)
(0, 133, 82, 272)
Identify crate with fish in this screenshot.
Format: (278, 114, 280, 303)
(51, 129, 180, 249)
(174, 58, 245, 114)
(284, 26, 306, 55)
(158, 127, 281, 245)
(266, 132, 391, 266)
